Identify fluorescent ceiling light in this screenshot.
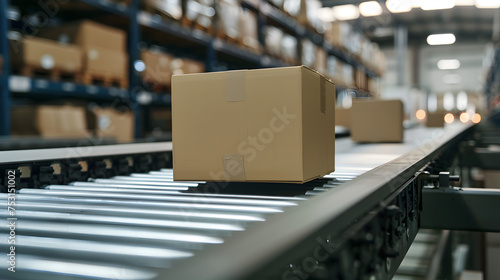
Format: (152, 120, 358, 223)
(475, 0, 500, 8)
(318, 7, 336, 22)
(443, 92, 455, 110)
(386, 0, 413, 13)
(359, 1, 383, 17)
(455, 0, 474, 6)
(332, 4, 360, 21)
(437, 59, 460, 70)
(427, 33, 456, 45)
(443, 74, 461, 84)
(421, 0, 455, 10)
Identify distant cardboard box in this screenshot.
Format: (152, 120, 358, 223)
(172, 66, 335, 183)
(11, 105, 87, 139)
(351, 99, 404, 143)
(87, 106, 134, 143)
(426, 111, 446, 127)
(335, 107, 351, 128)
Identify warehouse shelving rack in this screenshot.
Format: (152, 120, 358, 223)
(0, 0, 380, 139)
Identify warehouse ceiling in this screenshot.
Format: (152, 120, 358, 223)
(321, 1, 498, 46)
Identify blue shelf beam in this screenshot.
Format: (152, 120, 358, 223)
(9, 76, 129, 100)
(77, 0, 132, 17)
(0, 0, 11, 136)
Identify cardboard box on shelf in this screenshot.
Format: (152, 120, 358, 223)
(172, 66, 335, 183)
(314, 48, 327, 75)
(335, 108, 351, 128)
(10, 36, 82, 76)
(11, 105, 87, 138)
(184, 0, 215, 30)
(143, 0, 183, 21)
(141, 49, 173, 86)
(426, 111, 446, 127)
(216, 0, 241, 40)
(239, 9, 261, 53)
(39, 20, 126, 52)
(355, 69, 367, 91)
(151, 108, 172, 131)
(484, 170, 500, 189)
(265, 26, 284, 58)
(170, 58, 205, 75)
(326, 56, 344, 86)
(87, 106, 134, 143)
(351, 99, 404, 143)
(84, 47, 128, 78)
(281, 33, 299, 65)
(301, 39, 317, 68)
(324, 22, 352, 50)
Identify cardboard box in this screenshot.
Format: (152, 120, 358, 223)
(335, 108, 350, 128)
(11, 105, 87, 138)
(216, 0, 241, 40)
(426, 111, 445, 127)
(11, 36, 82, 74)
(170, 58, 205, 75)
(141, 49, 173, 85)
(314, 48, 327, 75)
(239, 10, 261, 53)
(301, 39, 317, 68)
(84, 47, 128, 77)
(351, 99, 404, 143)
(87, 106, 134, 143)
(484, 170, 500, 189)
(151, 109, 172, 131)
(172, 66, 335, 183)
(39, 20, 126, 52)
(143, 0, 183, 20)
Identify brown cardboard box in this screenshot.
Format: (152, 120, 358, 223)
(11, 105, 87, 138)
(39, 20, 126, 52)
(87, 106, 134, 143)
(143, 0, 183, 20)
(141, 49, 173, 85)
(170, 58, 205, 75)
(151, 109, 172, 131)
(351, 99, 404, 143)
(84, 47, 128, 77)
(325, 22, 351, 49)
(426, 111, 446, 127)
(11, 36, 82, 74)
(239, 9, 261, 53)
(484, 170, 500, 189)
(216, 0, 241, 40)
(314, 48, 327, 75)
(172, 66, 335, 183)
(335, 108, 350, 128)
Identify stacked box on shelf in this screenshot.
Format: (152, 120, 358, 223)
(87, 105, 134, 143)
(314, 48, 327, 75)
(295, 0, 323, 33)
(239, 9, 262, 53)
(265, 25, 299, 65)
(216, 0, 241, 43)
(183, 0, 215, 34)
(301, 39, 317, 68)
(371, 44, 386, 76)
(141, 49, 173, 91)
(282, 0, 302, 19)
(324, 22, 352, 52)
(39, 20, 128, 88)
(326, 56, 344, 87)
(10, 36, 82, 81)
(343, 64, 355, 88)
(142, 0, 183, 22)
(355, 69, 367, 91)
(11, 104, 87, 139)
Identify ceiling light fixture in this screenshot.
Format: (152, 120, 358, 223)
(427, 33, 456, 45)
(475, 0, 500, 8)
(359, 1, 383, 17)
(332, 4, 360, 21)
(386, 0, 413, 13)
(437, 59, 460, 70)
(421, 0, 455, 10)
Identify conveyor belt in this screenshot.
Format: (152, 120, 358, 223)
(0, 124, 470, 280)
